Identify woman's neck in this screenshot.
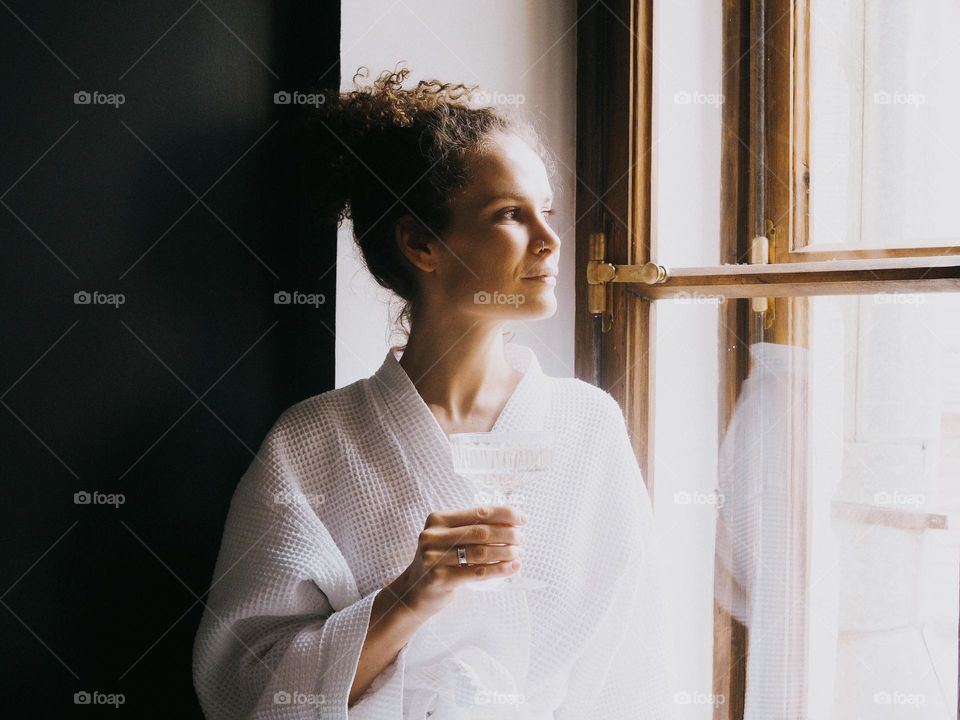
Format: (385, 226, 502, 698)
(398, 322, 522, 434)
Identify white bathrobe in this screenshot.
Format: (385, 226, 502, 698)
(192, 342, 677, 719)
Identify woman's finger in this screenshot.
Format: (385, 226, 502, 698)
(453, 558, 522, 582)
(426, 523, 523, 549)
(425, 505, 526, 530)
(426, 543, 521, 567)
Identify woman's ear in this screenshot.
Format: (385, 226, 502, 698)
(394, 214, 438, 273)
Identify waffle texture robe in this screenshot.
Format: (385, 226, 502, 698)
(192, 342, 677, 719)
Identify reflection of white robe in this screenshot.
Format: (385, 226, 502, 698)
(715, 342, 809, 719)
(192, 342, 677, 719)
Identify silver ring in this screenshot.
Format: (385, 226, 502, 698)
(456, 545, 468, 567)
(539, 239, 546, 253)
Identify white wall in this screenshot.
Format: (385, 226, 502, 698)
(336, 0, 578, 387)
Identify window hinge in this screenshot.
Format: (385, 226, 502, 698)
(587, 231, 613, 332)
(586, 230, 668, 333)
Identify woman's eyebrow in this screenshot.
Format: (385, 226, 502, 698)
(482, 191, 554, 207)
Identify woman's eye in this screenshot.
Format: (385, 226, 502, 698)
(501, 208, 555, 221)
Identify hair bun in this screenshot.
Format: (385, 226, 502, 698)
(299, 64, 483, 227)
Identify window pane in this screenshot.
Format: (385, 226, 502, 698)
(807, 292, 959, 717)
(650, 295, 721, 714)
(651, 0, 723, 266)
(653, 293, 960, 718)
(810, 1, 960, 250)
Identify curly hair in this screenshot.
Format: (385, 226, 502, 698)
(299, 64, 557, 341)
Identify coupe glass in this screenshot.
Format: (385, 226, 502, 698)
(448, 430, 554, 591)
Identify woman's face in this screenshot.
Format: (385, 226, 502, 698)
(404, 131, 561, 322)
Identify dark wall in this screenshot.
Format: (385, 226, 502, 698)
(0, 2, 339, 716)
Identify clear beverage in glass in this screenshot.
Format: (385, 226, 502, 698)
(448, 430, 553, 591)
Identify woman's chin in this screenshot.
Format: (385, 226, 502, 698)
(464, 285, 557, 320)
(508, 296, 559, 321)
(524, 305, 558, 321)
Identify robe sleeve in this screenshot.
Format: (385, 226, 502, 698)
(556, 394, 679, 720)
(192, 422, 411, 719)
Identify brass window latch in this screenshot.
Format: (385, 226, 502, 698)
(748, 232, 776, 327)
(586, 231, 668, 331)
(586, 229, 779, 330)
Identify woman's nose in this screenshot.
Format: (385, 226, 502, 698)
(533, 223, 561, 255)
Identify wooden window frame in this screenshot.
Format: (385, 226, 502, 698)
(765, 0, 960, 263)
(575, 0, 960, 718)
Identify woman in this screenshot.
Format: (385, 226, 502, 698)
(192, 67, 677, 719)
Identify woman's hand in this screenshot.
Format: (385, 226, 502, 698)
(389, 505, 526, 617)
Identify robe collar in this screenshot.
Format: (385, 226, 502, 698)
(369, 341, 552, 506)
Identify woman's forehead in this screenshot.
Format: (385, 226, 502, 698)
(460, 135, 552, 206)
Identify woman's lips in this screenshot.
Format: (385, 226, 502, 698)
(523, 275, 557, 285)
